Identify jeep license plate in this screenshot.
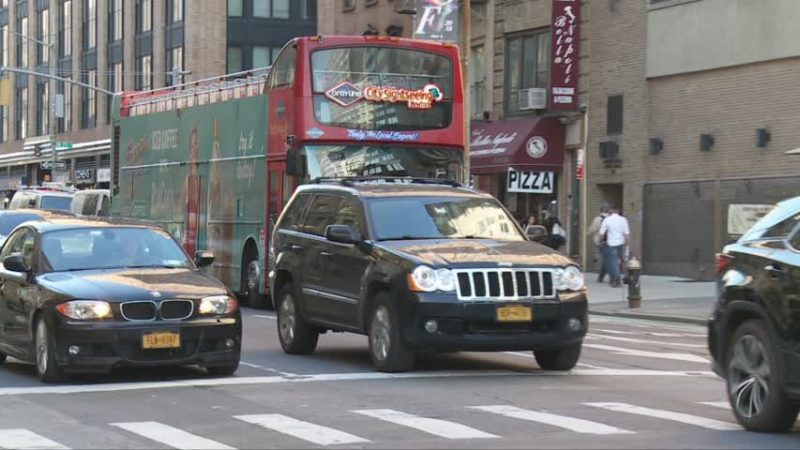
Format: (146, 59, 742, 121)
(496, 305, 532, 322)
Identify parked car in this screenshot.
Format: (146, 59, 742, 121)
(710, 196, 800, 432)
(0, 217, 241, 382)
(269, 177, 587, 373)
(9, 186, 74, 212)
(0, 209, 75, 248)
(71, 189, 111, 217)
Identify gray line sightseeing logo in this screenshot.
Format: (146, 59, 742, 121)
(325, 82, 363, 107)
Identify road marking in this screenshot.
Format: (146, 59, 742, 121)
(0, 429, 68, 449)
(590, 316, 706, 333)
(503, 351, 612, 370)
(0, 369, 716, 396)
(699, 401, 731, 410)
(252, 314, 276, 320)
(593, 328, 706, 339)
(239, 361, 297, 377)
(470, 405, 633, 435)
(587, 333, 707, 349)
(586, 403, 739, 431)
(353, 409, 498, 439)
(111, 422, 234, 450)
(235, 414, 368, 446)
(582, 343, 709, 363)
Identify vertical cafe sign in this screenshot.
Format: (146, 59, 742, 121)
(549, 0, 581, 111)
(414, 0, 459, 43)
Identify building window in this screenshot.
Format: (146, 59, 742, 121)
(36, 82, 48, 136)
(343, 0, 355, 12)
(35, 7, 49, 65)
(0, 106, 8, 142)
(254, 0, 290, 19)
(109, 0, 123, 42)
(135, 55, 152, 90)
(166, 0, 184, 23)
(58, 0, 71, 58)
(165, 47, 184, 85)
(253, 46, 280, 68)
(82, 0, 96, 50)
(16, 15, 27, 67)
(505, 30, 551, 115)
(227, 46, 242, 74)
(56, 79, 71, 133)
(136, 0, 153, 33)
(81, 69, 96, 128)
(299, 0, 315, 20)
(16, 86, 27, 140)
(607, 95, 623, 135)
(470, 45, 486, 119)
(0, 25, 7, 67)
(228, 0, 243, 17)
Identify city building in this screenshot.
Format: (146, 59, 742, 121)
(319, 0, 589, 260)
(0, 0, 315, 194)
(587, 0, 800, 279)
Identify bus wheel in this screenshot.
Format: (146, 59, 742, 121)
(241, 249, 266, 309)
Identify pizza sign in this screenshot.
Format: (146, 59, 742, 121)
(324, 82, 443, 110)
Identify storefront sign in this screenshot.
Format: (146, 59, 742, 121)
(326, 81, 443, 110)
(97, 168, 111, 183)
(41, 160, 67, 170)
(727, 204, 774, 236)
(549, 0, 581, 111)
(414, 0, 459, 43)
(75, 168, 94, 182)
(576, 148, 584, 180)
(507, 168, 555, 194)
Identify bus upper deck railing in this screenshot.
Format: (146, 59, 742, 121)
(122, 67, 271, 117)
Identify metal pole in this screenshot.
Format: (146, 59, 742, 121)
(463, 0, 471, 184)
(581, 109, 589, 270)
(0, 66, 114, 95)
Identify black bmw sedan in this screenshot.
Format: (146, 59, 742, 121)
(710, 196, 800, 432)
(0, 218, 241, 382)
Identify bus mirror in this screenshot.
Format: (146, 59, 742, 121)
(286, 148, 302, 177)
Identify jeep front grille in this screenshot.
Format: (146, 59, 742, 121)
(454, 269, 556, 300)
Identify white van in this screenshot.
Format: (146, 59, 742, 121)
(71, 189, 111, 216)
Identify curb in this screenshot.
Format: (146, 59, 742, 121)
(589, 309, 708, 326)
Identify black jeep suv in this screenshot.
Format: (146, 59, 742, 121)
(269, 178, 588, 372)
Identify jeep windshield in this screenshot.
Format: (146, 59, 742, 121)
(304, 145, 463, 182)
(368, 196, 524, 242)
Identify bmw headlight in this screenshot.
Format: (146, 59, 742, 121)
(199, 295, 238, 315)
(555, 266, 585, 291)
(408, 266, 456, 292)
(56, 301, 113, 320)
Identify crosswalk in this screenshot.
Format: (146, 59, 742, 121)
(0, 400, 743, 449)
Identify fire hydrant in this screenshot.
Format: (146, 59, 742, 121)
(626, 257, 642, 309)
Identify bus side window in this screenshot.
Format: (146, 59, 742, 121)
(269, 45, 296, 90)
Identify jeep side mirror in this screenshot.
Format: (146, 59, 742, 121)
(325, 225, 362, 245)
(195, 251, 215, 268)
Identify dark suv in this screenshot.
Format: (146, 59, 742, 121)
(269, 178, 588, 372)
(710, 196, 800, 432)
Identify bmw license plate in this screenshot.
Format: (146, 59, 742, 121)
(142, 332, 181, 349)
(496, 305, 533, 322)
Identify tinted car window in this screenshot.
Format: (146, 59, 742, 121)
(41, 227, 192, 272)
(279, 193, 311, 232)
(40, 195, 73, 211)
(99, 196, 110, 216)
(332, 196, 366, 235)
(368, 196, 524, 241)
(303, 194, 341, 236)
(0, 213, 42, 235)
(1, 228, 32, 260)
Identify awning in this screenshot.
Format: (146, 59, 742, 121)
(470, 117, 565, 174)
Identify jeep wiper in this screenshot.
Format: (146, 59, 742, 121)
(379, 236, 441, 242)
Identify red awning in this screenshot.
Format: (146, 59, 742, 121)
(470, 117, 566, 174)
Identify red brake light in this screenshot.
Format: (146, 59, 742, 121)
(716, 253, 734, 275)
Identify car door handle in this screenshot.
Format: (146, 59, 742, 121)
(320, 251, 333, 257)
(289, 244, 303, 251)
(765, 264, 784, 276)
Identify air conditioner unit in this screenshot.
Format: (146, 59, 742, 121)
(519, 88, 547, 110)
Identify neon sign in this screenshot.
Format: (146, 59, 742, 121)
(324, 82, 444, 110)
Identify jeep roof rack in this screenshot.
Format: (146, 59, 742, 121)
(310, 176, 463, 188)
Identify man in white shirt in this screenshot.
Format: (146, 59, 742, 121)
(598, 207, 630, 287)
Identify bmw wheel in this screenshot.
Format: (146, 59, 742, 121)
(34, 317, 64, 383)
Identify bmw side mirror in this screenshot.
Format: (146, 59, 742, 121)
(195, 251, 215, 268)
(326, 225, 362, 245)
(3, 254, 28, 273)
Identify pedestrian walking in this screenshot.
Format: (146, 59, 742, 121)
(542, 211, 567, 251)
(587, 203, 610, 282)
(598, 206, 630, 287)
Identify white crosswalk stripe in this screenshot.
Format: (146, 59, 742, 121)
(582, 343, 709, 363)
(234, 414, 369, 446)
(586, 403, 740, 430)
(0, 429, 68, 450)
(587, 333, 707, 349)
(353, 409, 498, 439)
(111, 422, 234, 450)
(593, 328, 706, 339)
(699, 401, 731, 410)
(469, 405, 634, 435)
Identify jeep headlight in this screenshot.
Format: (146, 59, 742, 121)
(555, 266, 585, 291)
(408, 266, 456, 292)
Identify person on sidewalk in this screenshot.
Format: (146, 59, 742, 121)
(587, 203, 610, 282)
(599, 206, 630, 287)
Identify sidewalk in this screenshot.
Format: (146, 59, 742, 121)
(584, 273, 716, 325)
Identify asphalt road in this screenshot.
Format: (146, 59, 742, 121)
(0, 309, 797, 449)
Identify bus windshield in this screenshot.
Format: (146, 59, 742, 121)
(311, 47, 453, 131)
(303, 145, 463, 182)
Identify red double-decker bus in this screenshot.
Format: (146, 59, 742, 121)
(110, 35, 465, 306)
